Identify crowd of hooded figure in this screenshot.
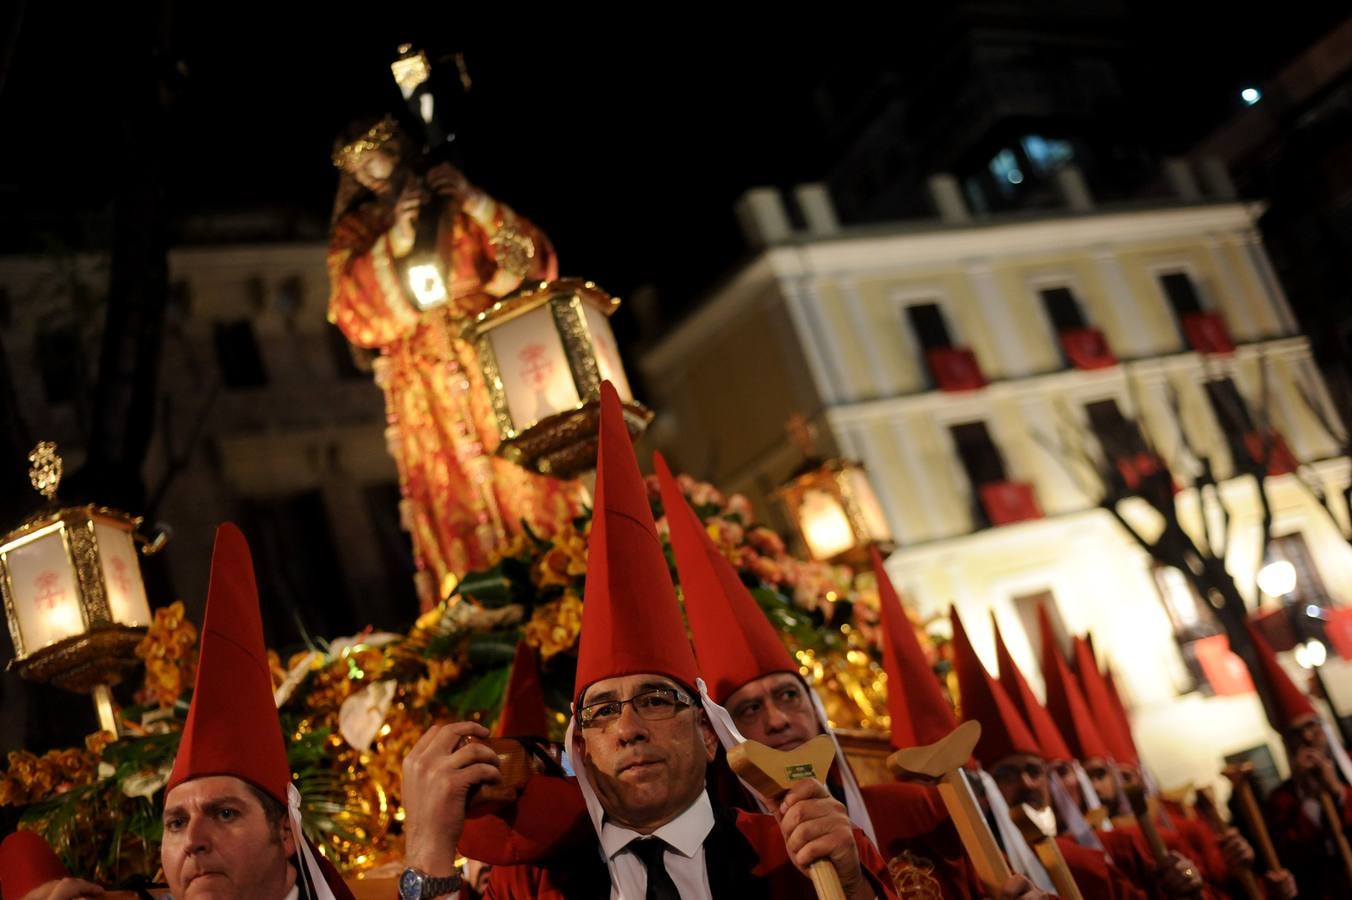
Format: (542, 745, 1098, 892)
(4, 382, 1351, 900)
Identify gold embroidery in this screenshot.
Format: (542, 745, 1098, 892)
(886, 850, 944, 900)
(489, 226, 535, 278)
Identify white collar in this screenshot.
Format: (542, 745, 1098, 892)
(599, 790, 716, 861)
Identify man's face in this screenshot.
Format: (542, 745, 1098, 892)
(161, 775, 296, 900)
(576, 673, 717, 833)
(1084, 757, 1117, 807)
(1285, 714, 1327, 754)
(724, 672, 819, 750)
(991, 753, 1051, 811)
(1051, 760, 1084, 810)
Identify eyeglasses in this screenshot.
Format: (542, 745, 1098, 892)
(577, 687, 693, 730)
(992, 761, 1048, 784)
(731, 683, 809, 727)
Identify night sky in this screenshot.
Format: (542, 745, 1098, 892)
(1, 3, 1345, 321)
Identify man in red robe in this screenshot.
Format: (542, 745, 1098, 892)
(658, 458, 1037, 899)
(1247, 620, 1352, 899)
(399, 383, 898, 900)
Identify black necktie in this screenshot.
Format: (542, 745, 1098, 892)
(630, 837, 681, 900)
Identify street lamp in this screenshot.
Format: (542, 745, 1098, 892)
(0, 443, 153, 735)
(461, 279, 651, 478)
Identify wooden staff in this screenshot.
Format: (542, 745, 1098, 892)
(886, 720, 1013, 897)
(1221, 764, 1282, 873)
(1122, 782, 1170, 865)
(1194, 785, 1263, 900)
(1008, 804, 1084, 900)
(1318, 788, 1352, 885)
(728, 733, 847, 900)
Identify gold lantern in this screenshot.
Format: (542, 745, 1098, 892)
(462, 278, 652, 478)
(1, 443, 153, 734)
(775, 417, 895, 565)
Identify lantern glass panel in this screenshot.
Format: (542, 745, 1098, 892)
(5, 527, 84, 652)
(799, 488, 855, 560)
(846, 467, 893, 543)
(490, 307, 580, 430)
(94, 523, 150, 626)
(582, 301, 632, 401)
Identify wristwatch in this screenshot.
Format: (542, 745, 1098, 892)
(399, 866, 463, 899)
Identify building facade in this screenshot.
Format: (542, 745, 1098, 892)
(641, 176, 1352, 793)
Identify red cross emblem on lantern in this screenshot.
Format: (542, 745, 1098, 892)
(34, 570, 65, 611)
(518, 342, 555, 391)
(110, 557, 131, 595)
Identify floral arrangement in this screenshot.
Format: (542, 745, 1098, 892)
(1, 473, 942, 877)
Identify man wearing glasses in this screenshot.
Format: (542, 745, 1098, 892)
(655, 454, 1051, 900)
(396, 383, 896, 899)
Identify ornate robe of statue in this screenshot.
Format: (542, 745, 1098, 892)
(328, 160, 581, 607)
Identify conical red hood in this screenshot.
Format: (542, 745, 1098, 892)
(950, 607, 1041, 767)
(1101, 663, 1140, 762)
(872, 547, 956, 749)
(167, 523, 291, 804)
(1245, 617, 1317, 732)
(1074, 636, 1137, 767)
(573, 382, 699, 707)
(1038, 608, 1109, 761)
(991, 613, 1072, 762)
(0, 831, 68, 899)
(655, 452, 795, 705)
(497, 641, 550, 738)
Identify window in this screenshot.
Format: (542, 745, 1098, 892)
(905, 303, 954, 350)
(1039, 287, 1087, 332)
(950, 422, 1007, 487)
(1267, 532, 1332, 609)
(1159, 271, 1203, 317)
(213, 320, 268, 388)
(950, 421, 1008, 528)
(1085, 399, 1148, 461)
(1151, 563, 1220, 695)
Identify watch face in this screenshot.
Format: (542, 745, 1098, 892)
(399, 869, 423, 899)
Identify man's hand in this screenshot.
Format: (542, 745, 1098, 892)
(998, 873, 1052, 899)
(1156, 851, 1204, 896)
(20, 878, 104, 900)
(401, 721, 502, 878)
(1294, 746, 1341, 795)
(776, 780, 873, 900)
(1263, 868, 1298, 900)
(1217, 826, 1254, 871)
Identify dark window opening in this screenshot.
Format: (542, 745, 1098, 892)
(1085, 398, 1148, 460)
(1160, 271, 1203, 317)
(213, 320, 268, 388)
(1204, 378, 1255, 467)
(1039, 287, 1087, 331)
(906, 302, 954, 350)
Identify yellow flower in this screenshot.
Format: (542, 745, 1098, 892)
(524, 593, 584, 660)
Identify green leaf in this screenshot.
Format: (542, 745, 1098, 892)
(443, 665, 511, 720)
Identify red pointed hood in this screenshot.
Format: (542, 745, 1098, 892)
(950, 607, 1042, 767)
(1038, 608, 1109, 761)
(872, 547, 956, 749)
(167, 523, 290, 804)
(497, 641, 550, 738)
(573, 382, 699, 707)
(1074, 636, 1137, 766)
(1245, 617, 1317, 732)
(0, 831, 68, 899)
(655, 452, 796, 705)
(991, 613, 1072, 762)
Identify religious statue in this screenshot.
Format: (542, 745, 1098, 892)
(326, 115, 582, 609)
